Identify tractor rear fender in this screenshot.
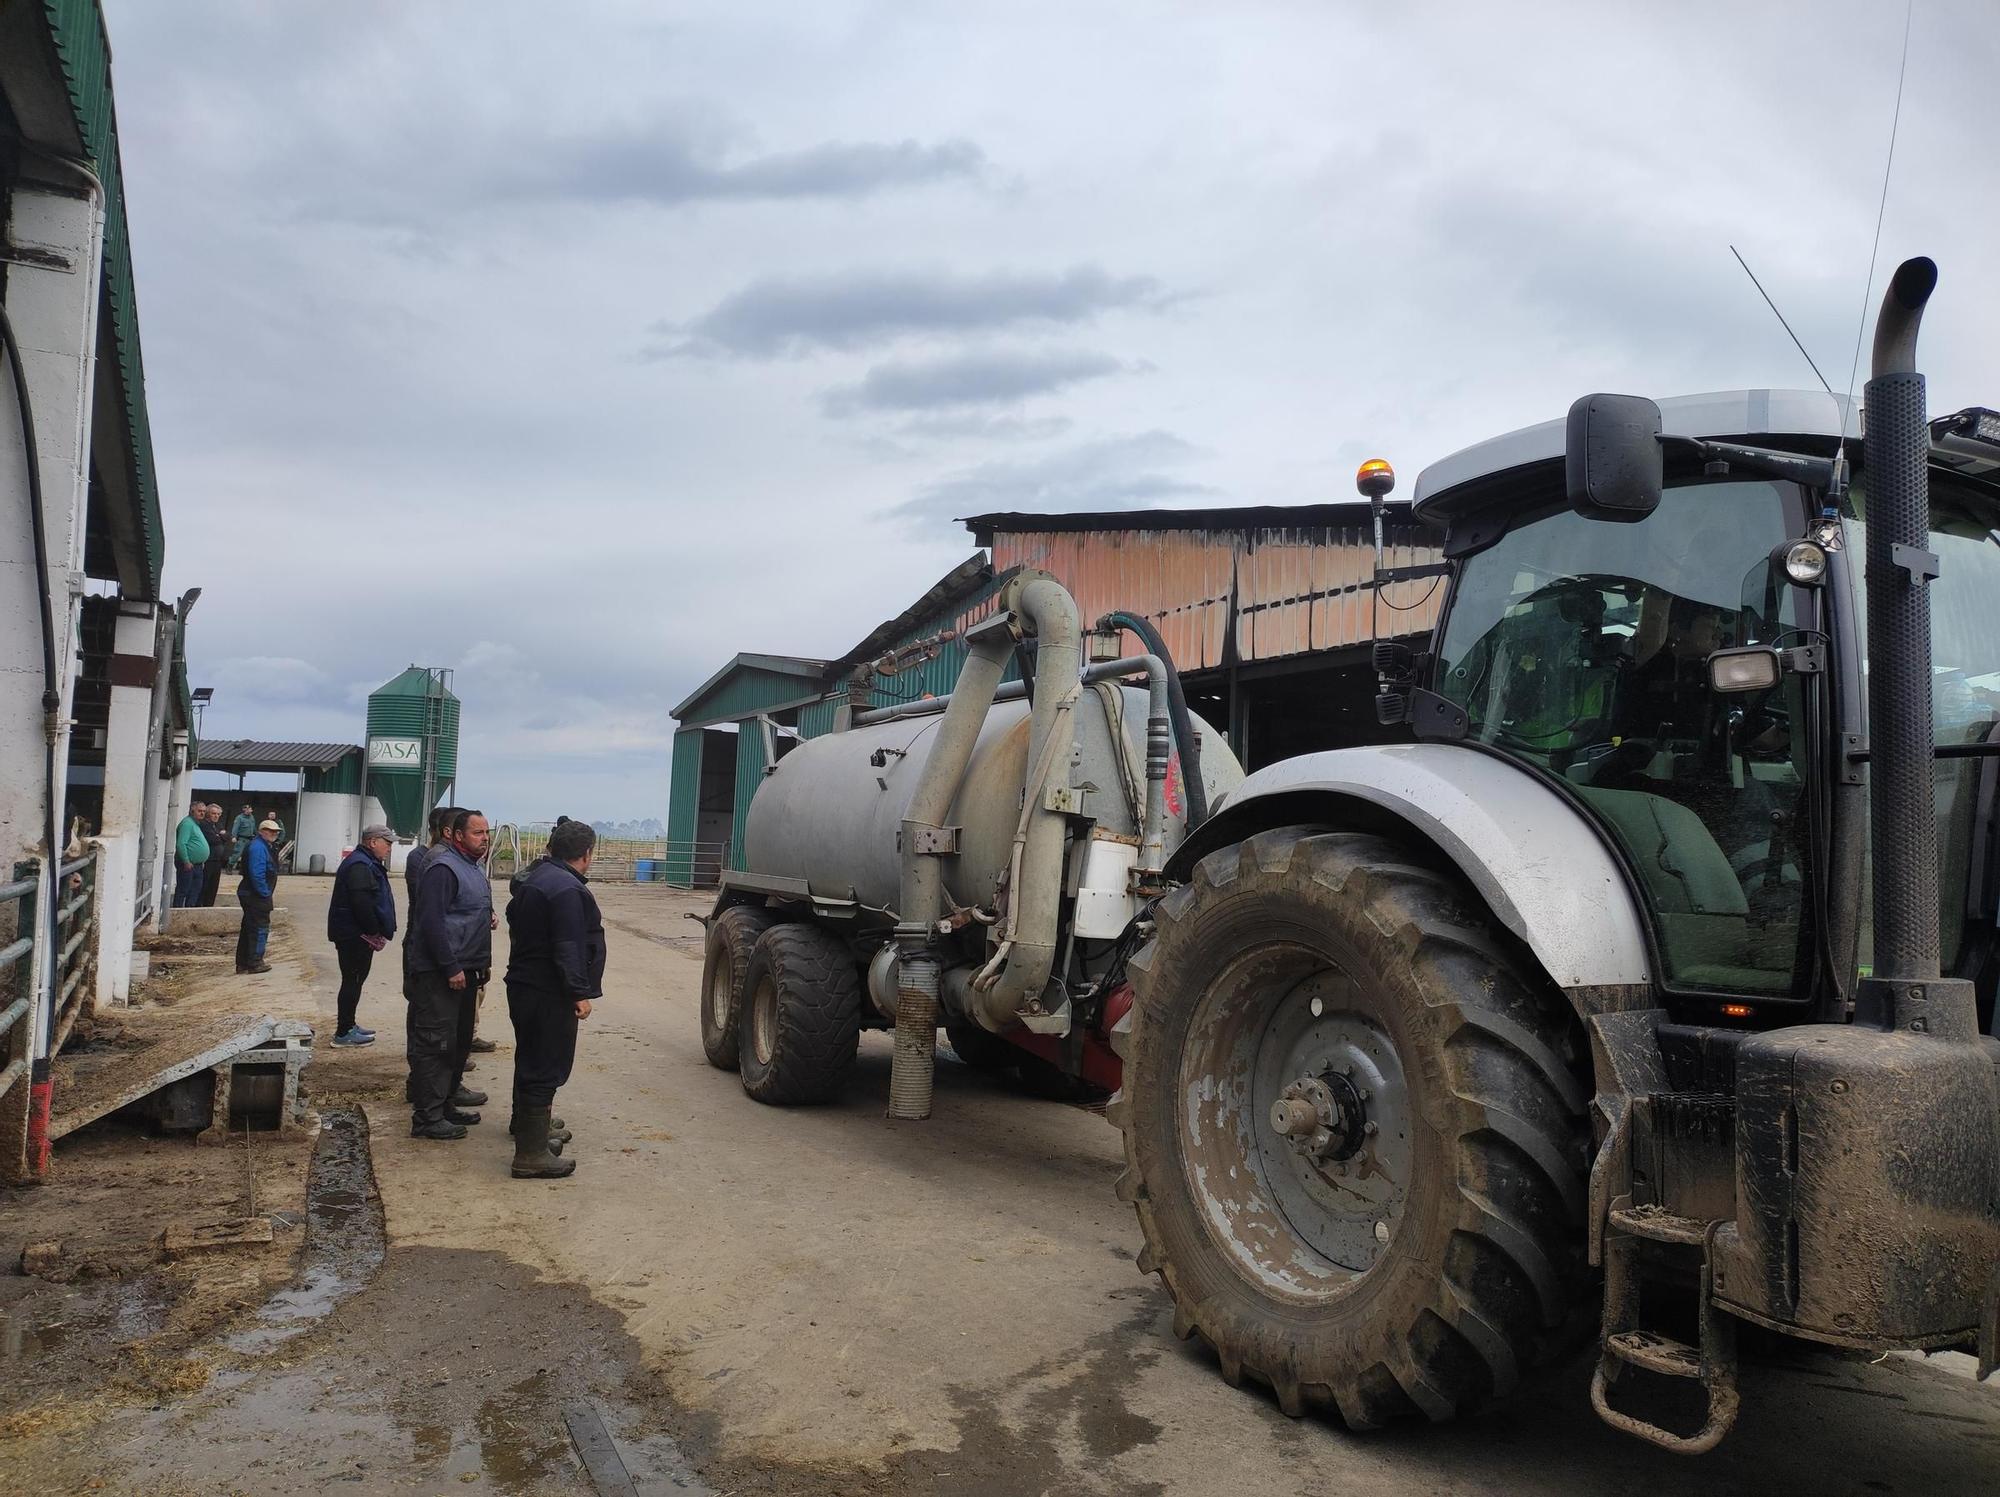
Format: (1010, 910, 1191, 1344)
(1165, 743, 1652, 1002)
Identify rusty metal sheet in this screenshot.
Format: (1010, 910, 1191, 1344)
(994, 520, 1441, 670)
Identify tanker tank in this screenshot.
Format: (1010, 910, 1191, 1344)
(743, 685, 1242, 914)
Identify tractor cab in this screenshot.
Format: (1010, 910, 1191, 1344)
(1409, 390, 2000, 1030)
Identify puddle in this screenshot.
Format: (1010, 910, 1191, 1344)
(224, 1105, 385, 1354)
(0, 1278, 168, 1362)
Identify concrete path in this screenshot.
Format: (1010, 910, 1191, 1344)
(346, 883, 2000, 1495)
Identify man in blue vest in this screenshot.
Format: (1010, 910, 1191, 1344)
(235, 819, 282, 973)
(405, 808, 495, 1140)
(327, 825, 397, 1047)
(504, 818, 605, 1178)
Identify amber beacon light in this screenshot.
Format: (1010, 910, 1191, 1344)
(1356, 458, 1396, 497)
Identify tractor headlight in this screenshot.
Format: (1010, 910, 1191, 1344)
(1773, 537, 1829, 586)
(1709, 646, 1782, 694)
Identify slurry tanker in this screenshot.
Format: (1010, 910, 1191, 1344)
(703, 258, 2000, 1451)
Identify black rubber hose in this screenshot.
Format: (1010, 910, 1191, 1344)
(0, 298, 66, 1058)
(1097, 611, 1208, 827)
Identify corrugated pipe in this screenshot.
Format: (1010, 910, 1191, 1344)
(968, 575, 1082, 1033)
(887, 614, 1015, 1120)
(1096, 611, 1207, 827)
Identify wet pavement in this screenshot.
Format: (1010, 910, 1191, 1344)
(223, 1107, 383, 1355)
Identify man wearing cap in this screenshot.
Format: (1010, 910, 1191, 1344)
(328, 825, 397, 1047)
(404, 809, 494, 1140)
(235, 818, 282, 974)
(229, 804, 256, 868)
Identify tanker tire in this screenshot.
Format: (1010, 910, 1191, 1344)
(946, 1023, 1020, 1073)
(737, 924, 862, 1105)
(1115, 828, 1591, 1427)
(700, 905, 778, 1070)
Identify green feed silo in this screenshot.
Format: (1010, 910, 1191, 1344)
(365, 666, 461, 837)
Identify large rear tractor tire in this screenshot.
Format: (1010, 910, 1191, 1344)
(1114, 828, 1591, 1426)
(738, 925, 862, 1105)
(700, 905, 778, 1070)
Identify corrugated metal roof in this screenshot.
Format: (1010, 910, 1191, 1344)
(965, 502, 1414, 546)
(671, 654, 829, 726)
(991, 517, 1442, 672)
(195, 740, 359, 772)
(39, 0, 164, 597)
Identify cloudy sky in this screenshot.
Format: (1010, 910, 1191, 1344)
(112, 0, 1999, 819)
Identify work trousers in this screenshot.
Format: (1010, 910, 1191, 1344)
(235, 890, 272, 970)
(506, 980, 579, 1110)
(174, 865, 205, 907)
(405, 970, 468, 1124)
(198, 859, 225, 907)
(333, 939, 374, 1035)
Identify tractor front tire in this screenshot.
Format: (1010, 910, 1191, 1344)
(701, 904, 777, 1070)
(737, 925, 862, 1105)
(1115, 828, 1592, 1426)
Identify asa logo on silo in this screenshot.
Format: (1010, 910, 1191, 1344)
(368, 737, 423, 766)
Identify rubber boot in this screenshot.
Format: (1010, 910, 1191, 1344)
(511, 1107, 576, 1179)
(509, 1111, 570, 1145)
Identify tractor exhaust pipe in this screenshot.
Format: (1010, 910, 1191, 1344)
(1856, 256, 1976, 1037)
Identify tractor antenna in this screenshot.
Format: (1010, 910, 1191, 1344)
(1729, 244, 1834, 397)
(1833, 0, 1917, 497)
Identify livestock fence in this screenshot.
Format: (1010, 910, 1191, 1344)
(484, 827, 728, 889)
(0, 844, 102, 1181)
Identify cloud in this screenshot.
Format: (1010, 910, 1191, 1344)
(489, 130, 987, 211)
(204, 656, 331, 702)
(820, 346, 1127, 416)
(886, 430, 1213, 525)
(650, 265, 1176, 359)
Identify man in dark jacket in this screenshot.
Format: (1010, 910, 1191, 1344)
(235, 819, 281, 973)
(503, 818, 604, 1179)
(327, 825, 397, 1047)
(198, 804, 233, 906)
(404, 808, 493, 1140)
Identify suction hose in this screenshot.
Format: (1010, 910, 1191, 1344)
(1097, 610, 1207, 827)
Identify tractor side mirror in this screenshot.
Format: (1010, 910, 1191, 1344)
(1566, 393, 1663, 522)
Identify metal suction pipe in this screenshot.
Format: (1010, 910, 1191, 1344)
(971, 574, 1082, 1033)
(887, 613, 1016, 1120)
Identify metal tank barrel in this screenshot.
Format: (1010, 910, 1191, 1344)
(743, 686, 1237, 914)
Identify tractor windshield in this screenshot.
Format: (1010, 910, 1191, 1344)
(1435, 478, 1811, 996)
(1845, 472, 2000, 977)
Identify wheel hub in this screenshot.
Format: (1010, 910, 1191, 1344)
(1248, 970, 1414, 1273)
(1268, 1072, 1366, 1161)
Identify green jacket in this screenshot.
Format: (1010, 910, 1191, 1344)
(175, 815, 210, 866)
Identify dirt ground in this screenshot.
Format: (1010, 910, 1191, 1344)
(1, 881, 1997, 1495)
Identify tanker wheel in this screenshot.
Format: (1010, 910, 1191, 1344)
(1114, 828, 1591, 1426)
(946, 1023, 1021, 1074)
(737, 924, 862, 1105)
(700, 904, 777, 1070)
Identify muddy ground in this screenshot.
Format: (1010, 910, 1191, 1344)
(1, 882, 1996, 1495)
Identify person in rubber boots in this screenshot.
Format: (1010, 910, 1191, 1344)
(405, 809, 495, 1140)
(503, 818, 605, 1178)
